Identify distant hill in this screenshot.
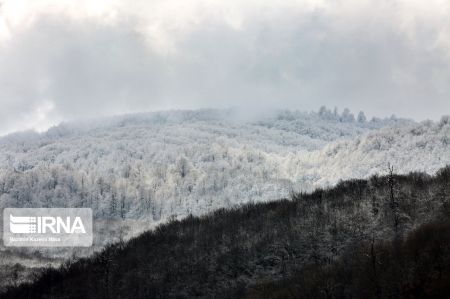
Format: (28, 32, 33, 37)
(2, 166, 449, 298)
(0, 109, 448, 248)
(0, 108, 416, 224)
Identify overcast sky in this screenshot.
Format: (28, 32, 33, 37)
(0, 0, 449, 135)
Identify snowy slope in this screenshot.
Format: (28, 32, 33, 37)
(284, 116, 450, 187)
(0, 109, 405, 221)
(0, 109, 447, 231)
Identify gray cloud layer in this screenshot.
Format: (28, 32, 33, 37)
(0, 1, 449, 134)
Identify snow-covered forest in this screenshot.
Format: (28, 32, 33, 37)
(0, 108, 448, 231)
(0, 108, 449, 289)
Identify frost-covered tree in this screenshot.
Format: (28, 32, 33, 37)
(357, 111, 367, 123)
(340, 108, 355, 122)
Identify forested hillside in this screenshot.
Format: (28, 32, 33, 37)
(3, 166, 449, 298)
(0, 109, 443, 228)
(0, 109, 448, 290)
(0, 108, 417, 290)
(0, 109, 447, 268)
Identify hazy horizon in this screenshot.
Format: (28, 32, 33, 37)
(1, 0, 450, 135)
(0, 105, 421, 138)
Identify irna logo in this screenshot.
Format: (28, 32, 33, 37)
(3, 208, 93, 247)
(9, 215, 86, 234)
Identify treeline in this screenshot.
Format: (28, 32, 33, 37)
(2, 166, 449, 298)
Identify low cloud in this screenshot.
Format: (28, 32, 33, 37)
(0, 0, 449, 134)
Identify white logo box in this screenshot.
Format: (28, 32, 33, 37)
(3, 208, 93, 247)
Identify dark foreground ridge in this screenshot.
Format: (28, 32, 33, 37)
(2, 166, 450, 298)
